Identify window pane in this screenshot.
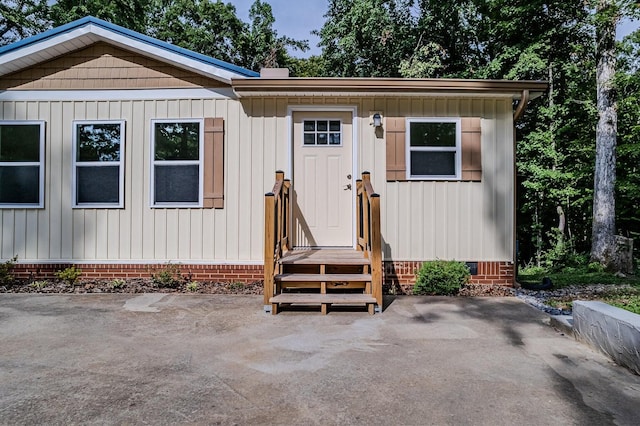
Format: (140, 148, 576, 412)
(303, 133, 315, 145)
(329, 133, 341, 145)
(303, 121, 315, 131)
(0, 166, 39, 203)
(329, 121, 340, 131)
(317, 121, 328, 131)
(154, 122, 200, 161)
(410, 122, 456, 147)
(155, 165, 199, 203)
(410, 151, 456, 176)
(317, 133, 328, 145)
(0, 124, 40, 162)
(76, 123, 121, 162)
(76, 166, 120, 204)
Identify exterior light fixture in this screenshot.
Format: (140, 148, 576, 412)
(371, 112, 382, 127)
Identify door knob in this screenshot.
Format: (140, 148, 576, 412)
(344, 184, 352, 190)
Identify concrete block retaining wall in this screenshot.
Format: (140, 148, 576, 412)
(573, 301, 640, 375)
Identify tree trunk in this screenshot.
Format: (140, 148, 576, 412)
(591, 0, 619, 268)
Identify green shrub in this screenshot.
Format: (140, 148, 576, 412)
(413, 260, 470, 295)
(0, 256, 17, 284)
(150, 263, 182, 288)
(30, 280, 48, 290)
(110, 278, 126, 289)
(186, 281, 200, 292)
(55, 266, 82, 285)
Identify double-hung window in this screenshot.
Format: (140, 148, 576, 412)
(406, 118, 461, 180)
(73, 121, 125, 207)
(0, 121, 45, 208)
(151, 119, 203, 207)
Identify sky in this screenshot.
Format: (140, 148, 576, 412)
(227, 0, 640, 59)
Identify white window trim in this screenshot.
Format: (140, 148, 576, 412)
(150, 118, 204, 208)
(0, 120, 45, 208)
(72, 120, 125, 208)
(302, 118, 343, 147)
(406, 117, 461, 180)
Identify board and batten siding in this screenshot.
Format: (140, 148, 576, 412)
(356, 97, 514, 262)
(0, 96, 287, 263)
(2, 95, 513, 264)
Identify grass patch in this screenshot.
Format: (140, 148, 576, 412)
(518, 265, 640, 288)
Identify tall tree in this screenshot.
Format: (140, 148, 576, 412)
(0, 0, 49, 46)
(236, 0, 308, 71)
(316, 0, 414, 77)
(50, 0, 151, 32)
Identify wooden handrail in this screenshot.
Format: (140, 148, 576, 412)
(264, 170, 291, 308)
(356, 172, 383, 309)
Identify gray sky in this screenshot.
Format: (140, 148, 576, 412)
(227, 0, 640, 59)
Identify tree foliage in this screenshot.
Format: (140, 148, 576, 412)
(0, 0, 49, 46)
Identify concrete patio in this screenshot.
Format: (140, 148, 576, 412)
(1, 294, 639, 425)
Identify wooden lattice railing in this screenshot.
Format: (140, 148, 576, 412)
(263, 171, 291, 309)
(356, 172, 383, 308)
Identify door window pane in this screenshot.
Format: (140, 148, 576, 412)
(302, 119, 342, 147)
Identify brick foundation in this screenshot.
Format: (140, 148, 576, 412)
(384, 260, 514, 295)
(10, 263, 265, 283)
(10, 260, 514, 293)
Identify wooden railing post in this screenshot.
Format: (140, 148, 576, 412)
(264, 192, 276, 308)
(370, 193, 383, 309)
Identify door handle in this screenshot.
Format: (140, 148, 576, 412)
(344, 184, 352, 190)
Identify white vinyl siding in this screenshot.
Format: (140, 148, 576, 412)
(0, 96, 513, 265)
(72, 120, 124, 208)
(0, 120, 45, 208)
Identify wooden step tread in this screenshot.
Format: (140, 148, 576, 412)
(279, 250, 370, 265)
(275, 273, 371, 282)
(270, 293, 376, 305)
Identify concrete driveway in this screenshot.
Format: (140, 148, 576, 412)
(1, 294, 639, 425)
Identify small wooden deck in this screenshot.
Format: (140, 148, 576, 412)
(269, 249, 376, 315)
(263, 171, 382, 315)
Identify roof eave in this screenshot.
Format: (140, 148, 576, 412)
(231, 78, 548, 99)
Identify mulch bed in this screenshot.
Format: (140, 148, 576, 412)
(0, 278, 263, 295)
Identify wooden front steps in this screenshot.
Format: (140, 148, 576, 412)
(269, 249, 376, 315)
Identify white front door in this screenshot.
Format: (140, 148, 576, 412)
(292, 111, 353, 247)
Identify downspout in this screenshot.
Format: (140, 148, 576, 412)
(512, 90, 530, 286)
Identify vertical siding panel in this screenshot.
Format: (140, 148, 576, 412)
(118, 101, 132, 259)
(2, 213, 14, 258)
(129, 101, 145, 259)
(84, 210, 97, 259)
(409, 182, 423, 258)
(226, 100, 241, 260)
(165, 209, 178, 259)
(96, 210, 108, 258)
(423, 182, 436, 258)
(142, 100, 156, 259)
(154, 209, 167, 258)
(250, 98, 266, 260)
(212, 99, 228, 260)
(13, 209, 25, 259)
(178, 210, 191, 259)
(361, 98, 375, 173)
(54, 102, 72, 258)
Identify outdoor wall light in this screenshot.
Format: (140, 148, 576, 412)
(371, 112, 382, 127)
